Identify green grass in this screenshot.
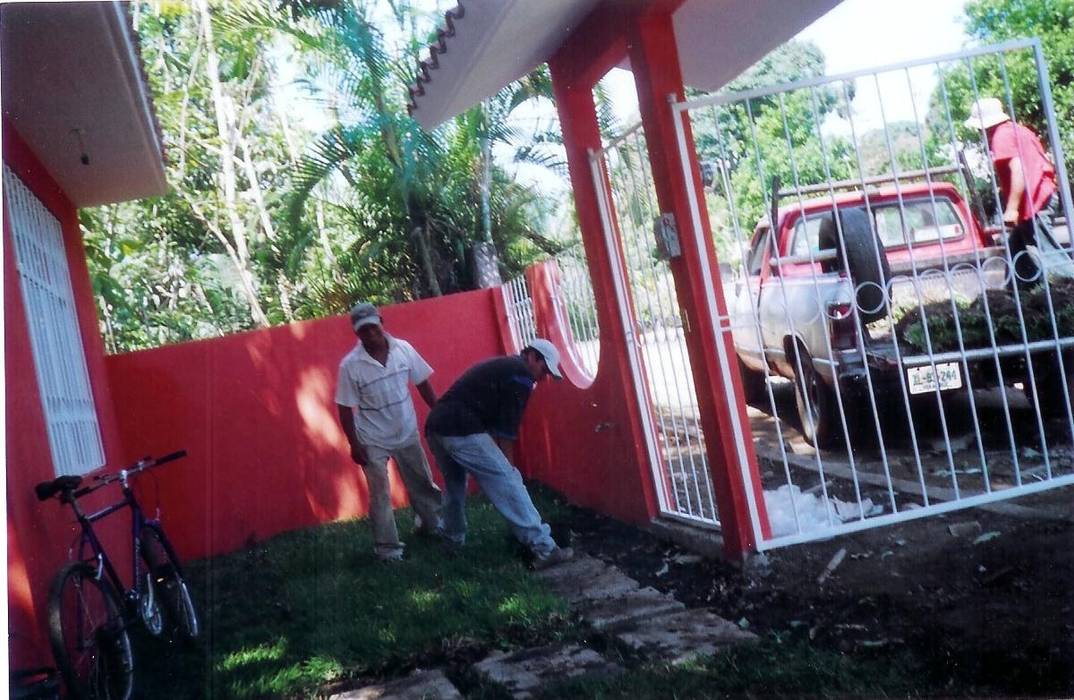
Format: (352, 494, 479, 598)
(541, 637, 927, 699)
(134, 494, 576, 699)
(134, 492, 937, 699)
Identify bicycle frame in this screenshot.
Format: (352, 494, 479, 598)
(67, 476, 159, 614)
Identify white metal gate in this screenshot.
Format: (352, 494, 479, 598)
(673, 39, 1074, 549)
(589, 126, 720, 527)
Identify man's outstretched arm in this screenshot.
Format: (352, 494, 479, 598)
(1004, 156, 1026, 225)
(416, 380, 437, 409)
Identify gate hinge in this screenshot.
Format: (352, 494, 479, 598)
(653, 213, 682, 259)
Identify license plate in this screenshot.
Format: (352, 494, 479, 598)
(907, 362, 962, 395)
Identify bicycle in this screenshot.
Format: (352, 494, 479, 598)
(34, 451, 200, 700)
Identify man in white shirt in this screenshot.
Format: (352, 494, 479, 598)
(336, 302, 443, 562)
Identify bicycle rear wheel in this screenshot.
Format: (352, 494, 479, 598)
(48, 562, 132, 700)
(140, 524, 199, 641)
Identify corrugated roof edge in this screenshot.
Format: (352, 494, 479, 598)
(405, 3, 466, 118)
(120, 0, 168, 166)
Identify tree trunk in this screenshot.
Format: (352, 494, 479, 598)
(479, 103, 494, 243)
(412, 224, 442, 297)
(195, 0, 268, 327)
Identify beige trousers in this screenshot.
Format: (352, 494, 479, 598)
(362, 438, 443, 559)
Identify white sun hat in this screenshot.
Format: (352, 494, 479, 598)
(964, 97, 1010, 130)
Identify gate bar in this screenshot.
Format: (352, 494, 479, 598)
(669, 93, 767, 549)
(675, 39, 1043, 112)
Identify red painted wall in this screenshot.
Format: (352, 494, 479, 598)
(504, 19, 670, 529)
(4, 123, 128, 668)
(515, 261, 660, 526)
(104, 289, 507, 562)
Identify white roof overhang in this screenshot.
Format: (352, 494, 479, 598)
(407, 0, 842, 130)
(1, 1, 167, 207)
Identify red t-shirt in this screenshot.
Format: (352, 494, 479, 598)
(989, 121, 1056, 221)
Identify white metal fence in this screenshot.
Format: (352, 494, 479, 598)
(549, 254, 601, 378)
(503, 274, 538, 352)
(501, 254, 602, 380)
(592, 125, 720, 526)
(674, 39, 1074, 549)
(5, 166, 105, 476)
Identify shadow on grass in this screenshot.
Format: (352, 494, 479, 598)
(133, 492, 576, 699)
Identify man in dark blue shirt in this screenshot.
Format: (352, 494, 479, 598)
(425, 339, 573, 568)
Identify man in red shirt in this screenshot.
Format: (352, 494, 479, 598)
(965, 97, 1059, 287)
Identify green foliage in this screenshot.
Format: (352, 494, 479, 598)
(896, 276, 1074, 352)
(965, 0, 1074, 153)
(83, 0, 568, 353)
(928, 0, 1074, 199)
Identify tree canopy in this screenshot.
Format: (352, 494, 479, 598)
(84, 0, 567, 353)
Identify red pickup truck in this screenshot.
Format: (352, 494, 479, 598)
(729, 172, 1071, 447)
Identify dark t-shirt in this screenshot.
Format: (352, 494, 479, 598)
(425, 356, 535, 439)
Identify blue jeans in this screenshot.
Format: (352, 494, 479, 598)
(426, 432, 556, 557)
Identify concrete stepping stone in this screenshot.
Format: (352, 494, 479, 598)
(475, 643, 623, 699)
(531, 554, 604, 584)
(535, 555, 640, 604)
(328, 669, 461, 700)
(615, 609, 757, 664)
(578, 586, 685, 631)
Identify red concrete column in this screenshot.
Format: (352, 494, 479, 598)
(547, 55, 661, 521)
(627, 12, 770, 557)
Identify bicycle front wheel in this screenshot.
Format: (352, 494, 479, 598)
(48, 562, 133, 700)
(141, 524, 199, 641)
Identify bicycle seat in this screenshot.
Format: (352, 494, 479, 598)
(34, 475, 82, 502)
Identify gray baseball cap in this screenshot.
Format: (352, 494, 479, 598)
(526, 338, 562, 379)
(349, 302, 381, 331)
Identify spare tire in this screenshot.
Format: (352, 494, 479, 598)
(818, 208, 891, 323)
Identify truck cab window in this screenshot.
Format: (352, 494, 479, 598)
(747, 226, 772, 275)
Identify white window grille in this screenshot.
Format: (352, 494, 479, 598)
(4, 166, 105, 476)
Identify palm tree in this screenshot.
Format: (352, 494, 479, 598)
(232, 0, 566, 312)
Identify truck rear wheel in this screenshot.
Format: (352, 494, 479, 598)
(792, 344, 843, 449)
(737, 357, 768, 405)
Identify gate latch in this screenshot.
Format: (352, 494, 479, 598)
(653, 213, 681, 259)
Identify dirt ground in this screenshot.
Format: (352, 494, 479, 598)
(558, 487, 1074, 697)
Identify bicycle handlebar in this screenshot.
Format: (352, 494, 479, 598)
(94, 450, 188, 485)
(34, 450, 187, 502)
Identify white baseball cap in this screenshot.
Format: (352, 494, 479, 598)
(964, 97, 1010, 130)
(526, 338, 562, 379)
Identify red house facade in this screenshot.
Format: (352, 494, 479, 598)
(3, 2, 169, 667)
(5, 0, 848, 674)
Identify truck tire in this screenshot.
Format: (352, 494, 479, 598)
(791, 343, 843, 449)
(737, 356, 768, 405)
(1027, 349, 1074, 422)
(818, 208, 891, 323)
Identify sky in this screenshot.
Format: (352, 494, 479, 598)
(796, 0, 969, 132)
(797, 0, 967, 76)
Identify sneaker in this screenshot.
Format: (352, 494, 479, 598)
(376, 549, 405, 563)
(532, 546, 574, 570)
